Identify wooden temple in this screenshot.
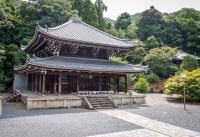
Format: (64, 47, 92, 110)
(13, 11, 148, 96)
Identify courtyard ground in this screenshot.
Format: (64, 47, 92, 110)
(0, 93, 200, 137)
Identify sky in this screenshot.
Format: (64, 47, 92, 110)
(91, 0, 200, 20)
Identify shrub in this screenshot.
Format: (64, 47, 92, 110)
(146, 73, 160, 83)
(165, 68, 200, 102)
(135, 77, 150, 93)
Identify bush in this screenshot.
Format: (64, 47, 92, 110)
(146, 73, 160, 83)
(165, 68, 200, 102)
(135, 77, 150, 93)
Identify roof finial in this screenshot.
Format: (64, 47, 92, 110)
(69, 10, 82, 22)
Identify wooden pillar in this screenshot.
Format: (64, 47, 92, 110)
(107, 76, 110, 91)
(39, 74, 42, 93)
(114, 76, 117, 93)
(31, 74, 34, 91)
(117, 76, 120, 93)
(125, 75, 127, 94)
(35, 74, 38, 93)
(77, 74, 80, 92)
(54, 75, 57, 93)
(58, 72, 62, 94)
(42, 73, 46, 96)
(108, 76, 111, 91)
(99, 75, 102, 91)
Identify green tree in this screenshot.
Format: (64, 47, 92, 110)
(117, 28, 125, 39)
(136, 6, 164, 41)
(106, 26, 118, 37)
(115, 12, 131, 30)
(95, 0, 107, 30)
(180, 55, 199, 71)
(72, 0, 99, 28)
(135, 77, 150, 93)
(166, 8, 200, 56)
(125, 46, 146, 64)
(3, 44, 26, 86)
(0, 44, 5, 81)
(165, 69, 200, 102)
(145, 36, 159, 50)
(144, 46, 178, 78)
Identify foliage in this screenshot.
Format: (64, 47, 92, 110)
(136, 6, 164, 41)
(135, 77, 150, 93)
(117, 28, 125, 39)
(95, 0, 107, 31)
(145, 73, 160, 83)
(125, 46, 146, 64)
(115, 12, 131, 30)
(111, 56, 128, 64)
(165, 69, 200, 102)
(0, 44, 5, 81)
(72, 0, 99, 28)
(144, 46, 178, 78)
(145, 36, 159, 50)
(180, 55, 199, 71)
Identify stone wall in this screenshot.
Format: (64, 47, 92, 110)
(13, 73, 28, 90)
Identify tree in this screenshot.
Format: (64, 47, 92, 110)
(135, 77, 150, 93)
(165, 69, 200, 102)
(180, 55, 199, 71)
(144, 46, 178, 78)
(136, 6, 164, 41)
(166, 8, 200, 56)
(145, 36, 159, 50)
(117, 28, 125, 39)
(95, 0, 107, 30)
(106, 26, 118, 37)
(3, 44, 26, 86)
(72, 0, 99, 28)
(125, 46, 146, 64)
(0, 44, 5, 81)
(115, 12, 131, 30)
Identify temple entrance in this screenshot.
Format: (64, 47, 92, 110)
(79, 74, 94, 91)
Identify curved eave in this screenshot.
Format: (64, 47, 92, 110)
(15, 62, 147, 74)
(37, 28, 138, 49)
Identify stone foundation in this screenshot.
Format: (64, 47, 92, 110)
(21, 93, 146, 110)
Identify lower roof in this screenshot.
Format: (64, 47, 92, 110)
(15, 56, 148, 74)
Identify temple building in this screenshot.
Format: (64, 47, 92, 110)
(172, 51, 200, 65)
(13, 11, 148, 96)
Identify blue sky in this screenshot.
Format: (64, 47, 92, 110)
(91, 0, 200, 20)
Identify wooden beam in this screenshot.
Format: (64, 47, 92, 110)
(77, 74, 80, 92)
(59, 72, 62, 94)
(117, 77, 120, 93)
(99, 76, 102, 91)
(39, 74, 42, 93)
(114, 76, 116, 93)
(42, 73, 46, 96)
(54, 75, 57, 93)
(32, 74, 34, 91)
(125, 75, 127, 94)
(35, 74, 38, 93)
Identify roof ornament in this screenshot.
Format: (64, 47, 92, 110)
(36, 22, 39, 28)
(45, 24, 48, 32)
(69, 10, 82, 22)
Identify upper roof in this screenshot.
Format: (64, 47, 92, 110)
(15, 56, 148, 73)
(173, 51, 200, 60)
(37, 20, 138, 48)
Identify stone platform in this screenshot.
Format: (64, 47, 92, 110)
(17, 90, 146, 110)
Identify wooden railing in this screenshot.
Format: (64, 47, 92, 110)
(77, 91, 110, 96)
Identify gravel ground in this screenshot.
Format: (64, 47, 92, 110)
(119, 93, 200, 132)
(0, 93, 200, 137)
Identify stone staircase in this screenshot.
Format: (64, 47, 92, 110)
(83, 96, 118, 109)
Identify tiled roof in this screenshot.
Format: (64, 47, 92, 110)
(17, 56, 148, 73)
(38, 20, 138, 48)
(174, 51, 200, 60)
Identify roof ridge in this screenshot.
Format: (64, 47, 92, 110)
(81, 21, 136, 44)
